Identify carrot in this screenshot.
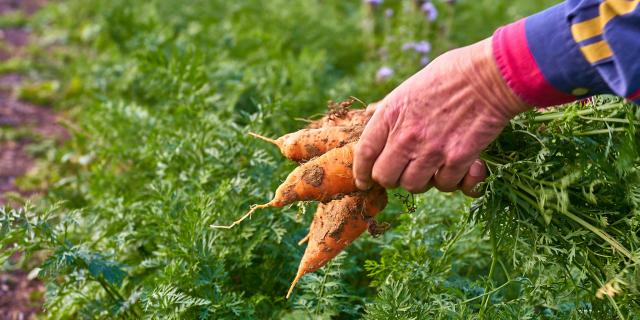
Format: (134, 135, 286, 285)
(305, 97, 373, 129)
(286, 186, 388, 298)
(306, 109, 371, 129)
(211, 142, 359, 229)
(249, 126, 363, 162)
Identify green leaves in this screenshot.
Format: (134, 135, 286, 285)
(477, 98, 640, 317)
(7, 0, 638, 318)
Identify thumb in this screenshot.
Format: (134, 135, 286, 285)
(354, 103, 389, 190)
(365, 101, 380, 115)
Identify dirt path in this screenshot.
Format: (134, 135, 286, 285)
(0, 0, 66, 318)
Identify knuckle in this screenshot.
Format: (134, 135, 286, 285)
(396, 128, 421, 146)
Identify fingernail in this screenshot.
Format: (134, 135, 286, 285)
(469, 160, 485, 178)
(356, 179, 372, 190)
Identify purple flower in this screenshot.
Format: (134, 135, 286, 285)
(402, 40, 431, 54)
(376, 66, 394, 81)
(421, 2, 438, 21)
(402, 42, 415, 51)
(385, 8, 394, 17)
(420, 56, 431, 66)
(413, 40, 431, 54)
(366, 0, 383, 6)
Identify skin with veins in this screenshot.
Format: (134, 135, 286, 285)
(354, 37, 529, 196)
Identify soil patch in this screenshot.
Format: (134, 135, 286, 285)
(0, 270, 43, 320)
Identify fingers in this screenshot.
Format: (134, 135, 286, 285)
(398, 159, 438, 193)
(397, 158, 486, 196)
(354, 107, 389, 190)
(460, 160, 487, 197)
(432, 159, 471, 192)
(371, 144, 410, 189)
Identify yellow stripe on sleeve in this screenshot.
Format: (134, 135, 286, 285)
(580, 40, 614, 63)
(601, 0, 640, 22)
(571, 0, 639, 42)
(571, 17, 602, 42)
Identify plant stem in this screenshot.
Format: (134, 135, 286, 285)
(315, 260, 332, 316)
(561, 210, 636, 263)
(532, 104, 622, 122)
(578, 116, 638, 125)
(479, 231, 498, 318)
(462, 280, 515, 304)
(437, 214, 471, 270)
(587, 269, 626, 320)
(575, 128, 626, 136)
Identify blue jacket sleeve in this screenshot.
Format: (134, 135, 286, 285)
(493, 0, 640, 106)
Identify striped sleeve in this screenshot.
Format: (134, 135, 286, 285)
(492, 0, 640, 106)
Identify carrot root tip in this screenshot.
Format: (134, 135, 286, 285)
(286, 271, 304, 299)
(210, 203, 271, 229)
(248, 132, 279, 146)
(297, 233, 310, 246)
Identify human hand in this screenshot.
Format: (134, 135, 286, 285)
(354, 37, 530, 196)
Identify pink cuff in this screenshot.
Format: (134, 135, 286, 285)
(492, 19, 575, 107)
(628, 89, 640, 102)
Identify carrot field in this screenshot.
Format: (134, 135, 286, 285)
(2, 0, 640, 319)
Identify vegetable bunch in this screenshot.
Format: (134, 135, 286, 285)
(477, 96, 640, 314)
(216, 95, 640, 312)
(213, 99, 389, 298)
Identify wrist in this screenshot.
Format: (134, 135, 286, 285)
(459, 38, 531, 119)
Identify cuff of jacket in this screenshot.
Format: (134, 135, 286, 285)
(629, 89, 640, 104)
(492, 3, 611, 107)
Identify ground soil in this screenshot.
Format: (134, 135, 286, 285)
(0, 0, 65, 318)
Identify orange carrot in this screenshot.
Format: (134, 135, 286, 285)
(286, 186, 388, 298)
(211, 142, 359, 229)
(249, 125, 363, 162)
(307, 109, 371, 129)
(304, 97, 373, 129)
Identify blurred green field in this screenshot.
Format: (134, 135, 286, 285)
(10, 0, 640, 319)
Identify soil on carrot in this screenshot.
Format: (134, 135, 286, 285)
(302, 165, 324, 187)
(303, 143, 321, 157)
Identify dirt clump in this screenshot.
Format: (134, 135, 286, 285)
(302, 165, 324, 187)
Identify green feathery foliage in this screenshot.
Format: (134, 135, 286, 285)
(5, 0, 639, 319)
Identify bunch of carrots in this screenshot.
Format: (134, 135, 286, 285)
(212, 98, 389, 298)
